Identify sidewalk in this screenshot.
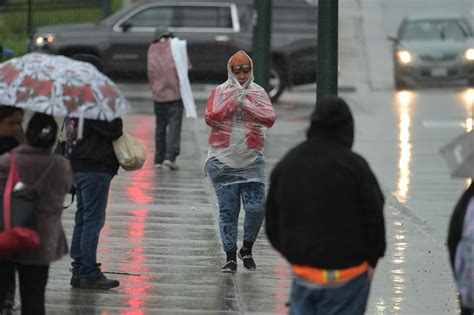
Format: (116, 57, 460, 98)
(39, 106, 461, 314)
(44, 114, 292, 314)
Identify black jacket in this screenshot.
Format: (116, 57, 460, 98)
(68, 118, 123, 175)
(0, 136, 20, 155)
(447, 183, 474, 269)
(265, 96, 386, 269)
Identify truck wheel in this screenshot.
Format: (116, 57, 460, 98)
(269, 64, 287, 102)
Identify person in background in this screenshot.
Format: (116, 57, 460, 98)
(67, 54, 123, 290)
(0, 105, 24, 314)
(147, 25, 191, 171)
(205, 50, 275, 273)
(0, 113, 72, 315)
(0, 106, 24, 155)
(265, 96, 386, 315)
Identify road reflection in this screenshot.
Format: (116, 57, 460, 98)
(374, 90, 415, 314)
(119, 127, 154, 314)
(395, 91, 414, 204)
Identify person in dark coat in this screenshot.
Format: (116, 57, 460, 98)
(265, 96, 386, 315)
(67, 54, 123, 290)
(0, 105, 24, 314)
(0, 113, 72, 315)
(447, 183, 474, 315)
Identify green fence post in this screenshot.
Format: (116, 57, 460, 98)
(252, 0, 272, 92)
(27, 0, 32, 35)
(316, 0, 338, 105)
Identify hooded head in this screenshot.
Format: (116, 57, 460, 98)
(153, 25, 174, 43)
(227, 50, 253, 87)
(26, 113, 58, 149)
(72, 54, 105, 74)
(306, 96, 354, 148)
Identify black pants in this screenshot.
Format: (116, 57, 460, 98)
(0, 260, 49, 315)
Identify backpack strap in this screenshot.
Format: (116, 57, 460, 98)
(3, 154, 20, 229)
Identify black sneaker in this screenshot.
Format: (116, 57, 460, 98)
(70, 268, 80, 288)
(221, 260, 237, 273)
(238, 250, 256, 271)
(78, 276, 120, 290)
(70, 275, 80, 288)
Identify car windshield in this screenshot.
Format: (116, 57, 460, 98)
(400, 19, 468, 41)
(99, 7, 130, 26)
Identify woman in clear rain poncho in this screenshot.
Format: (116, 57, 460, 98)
(205, 50, 276, 273)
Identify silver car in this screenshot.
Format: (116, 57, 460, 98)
(389, 15, 474, 89)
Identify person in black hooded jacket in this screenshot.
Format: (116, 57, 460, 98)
(66, 54, 123, 290)
(265, 96, 386, 315)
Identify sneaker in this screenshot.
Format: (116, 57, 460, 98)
(78, 276, 120, 290)
(238, 250, 256, 271)
(154, 163, 162, 169)
(162, 160, 179, 171)
(70, 275, 80, 288)
(221, 260, 237, 273)
(70, 268, 80, 288)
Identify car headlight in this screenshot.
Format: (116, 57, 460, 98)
(397, 50, 413, 64)
(34, 34, 55, 46)
(465, 48, 474, 61)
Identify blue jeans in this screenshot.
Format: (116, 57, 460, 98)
(70, 172, 113, 280)
(289, 273, 370, 315)
(206, 157, 266, 253)
(154, 100, 184, 164)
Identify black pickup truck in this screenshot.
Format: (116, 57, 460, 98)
(29, 0, 318, 101)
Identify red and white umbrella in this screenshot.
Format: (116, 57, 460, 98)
(0, 53, 130, 121)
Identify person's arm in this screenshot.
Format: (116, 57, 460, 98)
(205, 89, 237, 127)
(147, 45, 159, 85)
(86, 118, 123, 141)
(240, 90, 276, 128)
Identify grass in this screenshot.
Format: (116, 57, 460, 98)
(1, 0, 123, 59)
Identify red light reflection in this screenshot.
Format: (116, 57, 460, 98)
(120, 208, 151, 313)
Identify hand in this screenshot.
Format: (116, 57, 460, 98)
(235, 90, 245, 103)
(367, 266, 374, 282)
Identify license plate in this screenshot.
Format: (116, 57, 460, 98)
(431, 67, 448, 77)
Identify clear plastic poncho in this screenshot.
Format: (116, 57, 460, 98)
(205, 51, 275, 186)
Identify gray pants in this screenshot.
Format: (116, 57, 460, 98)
(154, 100, 184, 164)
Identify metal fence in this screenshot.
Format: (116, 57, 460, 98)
(0, 0, 102, 11)
(0, 0, 110, 34)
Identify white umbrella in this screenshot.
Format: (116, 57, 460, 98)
(0, 53, 130, 121)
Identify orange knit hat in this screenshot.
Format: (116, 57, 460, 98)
(229, 51, 251, 67)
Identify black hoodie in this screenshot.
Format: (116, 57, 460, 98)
(265, 96, 386, 269)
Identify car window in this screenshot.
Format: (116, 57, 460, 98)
(401, 20, 467, 41)
(273, 7, 317, 33)
(124, 6, 174, 28)
(175, 6, 232, 28)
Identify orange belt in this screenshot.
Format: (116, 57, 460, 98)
(292, 261, 369, 284)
